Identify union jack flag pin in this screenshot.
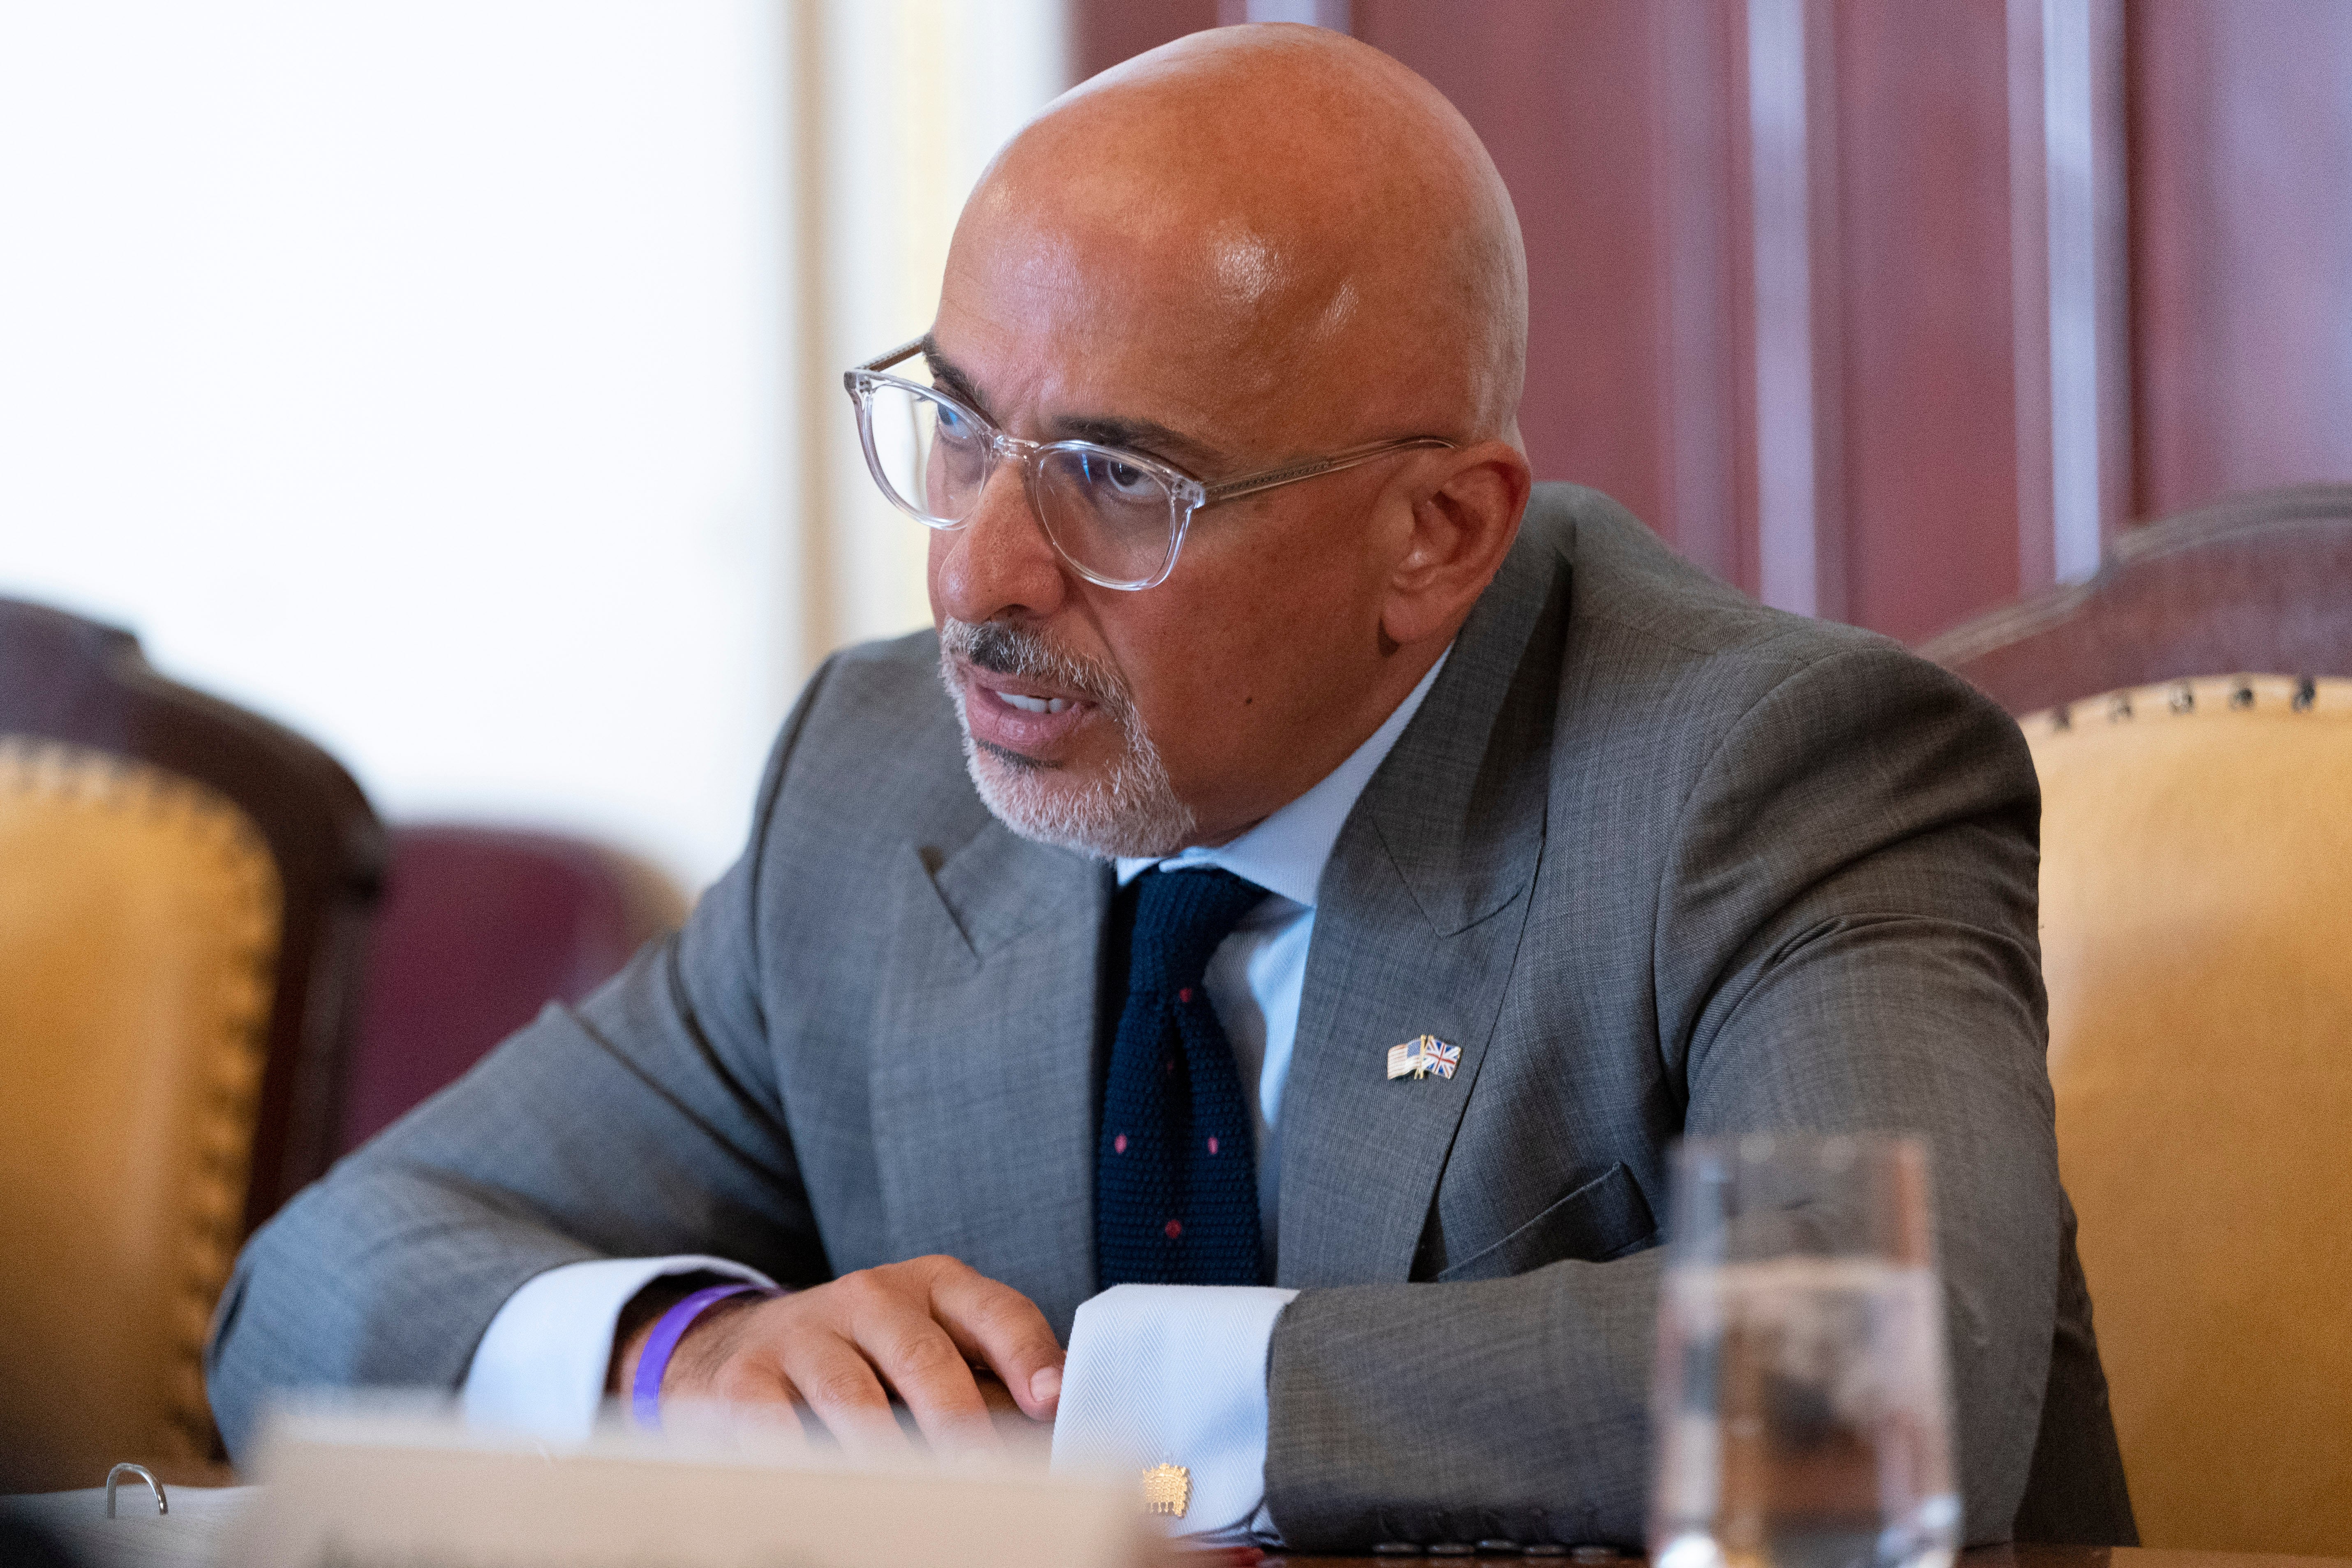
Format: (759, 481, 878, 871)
(1386, 1034, 1461, 1081)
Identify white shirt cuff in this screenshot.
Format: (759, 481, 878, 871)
(1049, 1283, 1298, 1540)
(460, 1256, 774, 1442)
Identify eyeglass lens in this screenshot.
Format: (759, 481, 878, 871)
(862, 381, 1180, 589)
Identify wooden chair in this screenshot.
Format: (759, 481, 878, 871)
(1921, 491, 2352, 1554)
(0, 596, 384, 1491)
(1918, 483, 2352, 716)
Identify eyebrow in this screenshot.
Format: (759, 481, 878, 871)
(920, 342, 992, 416)
(920, 339, 1228, 475)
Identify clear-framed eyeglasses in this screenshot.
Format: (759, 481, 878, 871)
(843, 339, 1456, 591)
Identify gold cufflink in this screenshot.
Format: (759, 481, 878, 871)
(1141, 1461, 1191, 1518)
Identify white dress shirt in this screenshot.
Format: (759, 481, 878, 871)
(464, 649, 1450, 1537)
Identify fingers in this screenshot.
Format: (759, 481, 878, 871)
(772, 1330, 915, 1455)
(917, 1258, 1068, 1421)
(653, 1259, 1060, 1456)
(670, 1291, 919, 1455)
(822, 1273, 1001, 1453)
(972, 1373, 1025, 1416)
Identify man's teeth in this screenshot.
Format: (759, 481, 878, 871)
(1000, 692, 1071, 715)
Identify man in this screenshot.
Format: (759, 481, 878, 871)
(208, 24, 2134, 1552)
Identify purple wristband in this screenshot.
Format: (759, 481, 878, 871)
(630, 1282, 768, 1429)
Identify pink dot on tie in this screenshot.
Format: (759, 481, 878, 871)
(1164, 1220, 1183, 1240)
(1178, 987, 1194, 1003)
(1114, 1134, 1127, 1154)
(1206, 1136, 1219, 1154)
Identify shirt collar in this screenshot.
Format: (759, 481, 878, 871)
(1114, 646, 1451, 909)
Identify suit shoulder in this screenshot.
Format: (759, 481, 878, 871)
(1508, 486, 2019, 812)
(795, 627, 955, 751)
(1523, 482, 1960, 704)
(820, 624, 947, 684)
(758, 627, 987, 843)
(1530, 484, 1871, 660)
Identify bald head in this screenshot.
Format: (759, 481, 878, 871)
(943, 23, 1527, 455)
(923, 25, 1536, 858)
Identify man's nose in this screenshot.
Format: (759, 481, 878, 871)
(931, 457, 1070, 626)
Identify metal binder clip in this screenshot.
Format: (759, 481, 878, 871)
(2293, 676, 2317, 712)
(2169, 683, 2195, 714)
(104, 1462, 166, 1518)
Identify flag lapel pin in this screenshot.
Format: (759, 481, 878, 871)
(1386, 1033, 1461, 1081)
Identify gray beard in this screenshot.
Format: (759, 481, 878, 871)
(937, 620, 1197, 861)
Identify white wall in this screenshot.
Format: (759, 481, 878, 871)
(0, 0, 1069, 891)
(799, 0, 1070, 648)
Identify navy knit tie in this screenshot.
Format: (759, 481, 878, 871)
(1097, 867, 1269, 1287)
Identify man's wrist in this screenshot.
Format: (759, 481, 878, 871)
(467, 1257, 778, 1442)
(605, 1270, 742, 1394)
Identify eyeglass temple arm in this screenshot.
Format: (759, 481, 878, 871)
(1201, 438, 1456, 504)
(854, 338, 929, 377)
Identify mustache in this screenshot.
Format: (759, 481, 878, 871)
(940, 619, 1127, 711)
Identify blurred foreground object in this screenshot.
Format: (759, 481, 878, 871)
(0, 597, 385, 1491)
(1649, 1135, 1958, 1568)
(1919, 484, 2352, 717)
(339, 824, 688, 1154)
(220, 1402, 1155, 1568)
(2, 1475, 250, 1568)
(2020, 674, 2352, 1552)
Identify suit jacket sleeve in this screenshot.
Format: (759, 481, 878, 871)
(203, 663, 842, 1460)
(1264, 643, 2062, 1551)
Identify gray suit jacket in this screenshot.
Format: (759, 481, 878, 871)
(208, 485, 2134, 1550)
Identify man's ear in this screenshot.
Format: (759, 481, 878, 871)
(1380, 440, 1533, 649)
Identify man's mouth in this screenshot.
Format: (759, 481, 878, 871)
(959, 664, 1102, 755)
(936, 617, 1196, 854)
(996, 690, 1074, 715)
(967, 666, 1093, 710)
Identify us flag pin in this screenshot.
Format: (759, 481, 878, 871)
(1386, 1034, 1461, 1081)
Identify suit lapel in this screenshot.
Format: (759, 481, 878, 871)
(867, 814, 1111, 1335)
(1276, 526, 1572, 1286)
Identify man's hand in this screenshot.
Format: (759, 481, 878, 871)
(610, 1256, 1064, 1455)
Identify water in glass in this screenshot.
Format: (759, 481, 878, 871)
(1650, 1136, 1960, 1568)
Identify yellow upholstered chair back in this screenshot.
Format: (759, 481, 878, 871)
(2028, 674, 2352, 1554)
(0, 739, 282, 1489)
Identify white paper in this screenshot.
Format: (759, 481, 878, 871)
(223, 1401, 1157, 1568)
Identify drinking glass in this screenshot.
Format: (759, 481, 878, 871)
(1649, 1134, 1960, 1568)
